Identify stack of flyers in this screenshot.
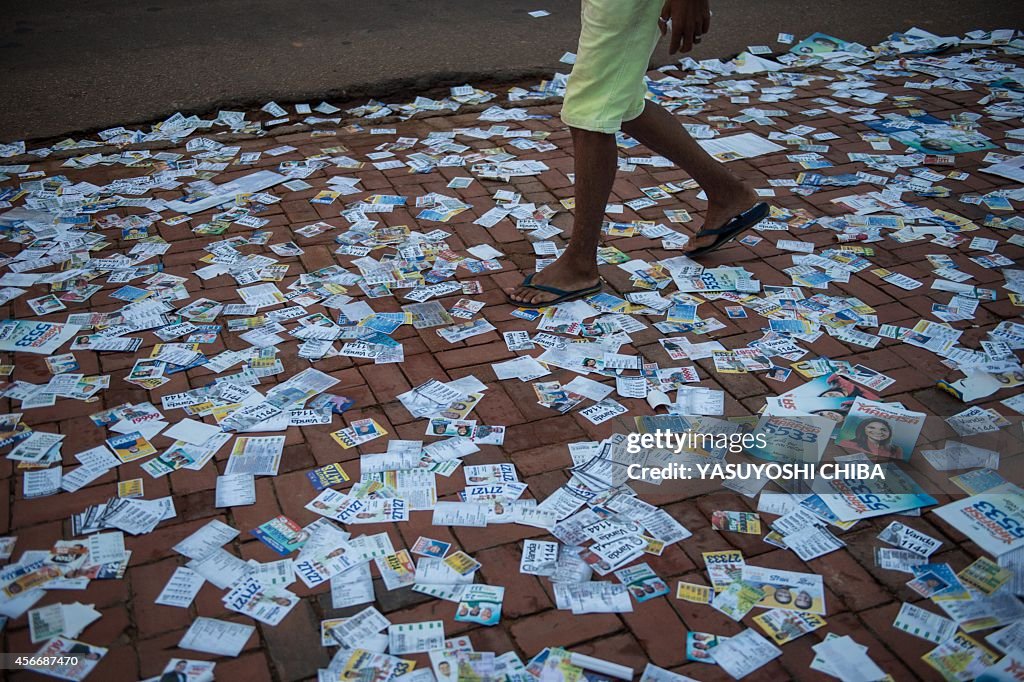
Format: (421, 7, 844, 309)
(712, 629, 783, 679)
(0, 414, 31, 450)
(686, 632, 726, 664)
(615, 563, 669, 602)
(454, 584, 504, 626)
(2, 559, 62, 598)
(438, 319, 496, 343)
(9, 432, 64, 464)
(711, 511, 762, 534)
(308, 393, 355, 414)
(329, 606, 391, 648)
(331, 418, 388, 449)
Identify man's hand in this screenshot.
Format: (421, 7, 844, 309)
(659, 0, 711, 55)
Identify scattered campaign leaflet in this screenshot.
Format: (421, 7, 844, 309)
(932, 490, 1024, 558)
(835, 398, 925, 461)
(179, 617, 255, 657)
(0, 320, 81, 355)
(1, 23, 1023, 682)
(740, 566, 826, 615)
(812, 463, 937, 521)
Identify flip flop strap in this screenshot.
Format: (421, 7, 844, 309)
(695, 203, 767, 237)
(524, 280, 594, 297)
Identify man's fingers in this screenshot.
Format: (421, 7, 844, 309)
(669, 19, 683, 53)
(680, 25, 694, 54)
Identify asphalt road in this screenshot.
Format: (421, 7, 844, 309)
(2, 0, 1021, 142)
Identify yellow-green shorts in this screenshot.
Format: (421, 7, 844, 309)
(560, 0, 663, 134)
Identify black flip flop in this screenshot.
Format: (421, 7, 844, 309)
(506, 274, 603, 309)
(688, 202, 771, 258)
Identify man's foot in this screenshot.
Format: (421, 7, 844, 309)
(505, 258, 600, 307)
(687, 183, 759, 253)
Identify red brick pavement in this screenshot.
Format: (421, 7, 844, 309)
(0, 43, 1022, 682)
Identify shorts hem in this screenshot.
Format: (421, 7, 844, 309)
(559, 111, 623, 134)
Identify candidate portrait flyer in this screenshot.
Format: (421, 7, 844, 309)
(835, 398, 925, 461)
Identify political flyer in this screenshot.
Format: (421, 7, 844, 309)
(106, 432, 157, 463)
(768, 373, 878, 423)
(702, 550, 745, 591)
(222, 576, 299, 626)
(388, 620, 445, 656)
(813, 463, 937, 522)
(686, 632, 726, 663)
(376, 550, 417, 590)
(614, 563, 669, 602)
(0, 320, 81, 355)
(932, 490, 1024, 558)
(866, 112, 997, 155)
(836, 398, 925, 461)
(753, 609, 827, 645)
(454, 584, 504, 626)
(711, 580, 765, 621)
(305, 463, 350, 491)
(676, 581, 713, 604)
(251, 516, 309, 555)
(789, 32, 850, 55)
(27, 636, 106, 681)
(712, 511, 762, 535)
(747, 414, 835, 464)
(740, 566, 826, 615)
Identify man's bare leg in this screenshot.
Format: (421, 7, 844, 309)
(506, 101, 755, 305)
(507, 126, 616, 306)
(621, 100, 757, 251)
